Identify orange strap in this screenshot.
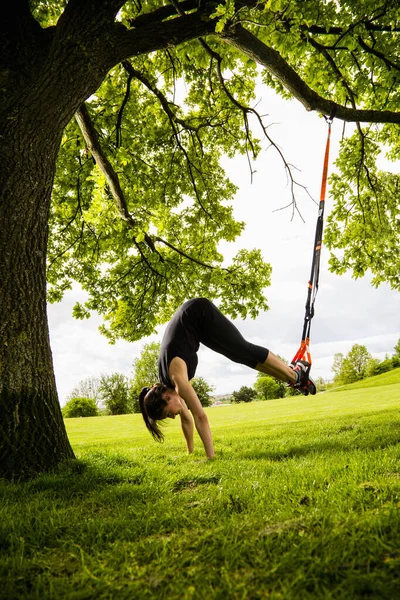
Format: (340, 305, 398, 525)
(291, 119, 332, 366)
(320, 122, 331, 204)
(291, 337, 312, 365)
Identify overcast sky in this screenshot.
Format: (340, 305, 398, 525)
(48, 87, 400, 404)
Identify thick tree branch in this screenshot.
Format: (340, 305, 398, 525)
(52, 4, 400, 129)
(75, 104, 134, 224)
(75, 105, 163, 275)
(74, 102, 222, 272)
(76, 104, 163, 265)
(109, 9, 218, 66)
(222, 24, 400, 124)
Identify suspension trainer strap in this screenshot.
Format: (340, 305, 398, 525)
(291, 119, 332, 366)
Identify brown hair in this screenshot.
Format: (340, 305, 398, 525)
(138, 383, 168, 442)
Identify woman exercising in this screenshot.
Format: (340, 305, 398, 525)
(139, 298, 316, 458)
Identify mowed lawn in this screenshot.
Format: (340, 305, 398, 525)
(1, 371, 400, 599)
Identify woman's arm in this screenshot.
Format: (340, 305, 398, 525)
(169, 357, 215, 459)
(179, 399, 194, 454)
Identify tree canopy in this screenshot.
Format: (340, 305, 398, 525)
(254, 373, 286, 400)
(131, 342, 161, 396)
(332, 342, 399, 384)
(42, 0, 400, 345)
(232, 386, 256, 403)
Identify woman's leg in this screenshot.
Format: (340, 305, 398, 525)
(258, 352, 317, 395)
(190, 299, 303, 387)
(197, 300, 269, 368)
(195, 300, 297, 385)
(256, 351, 296, 384)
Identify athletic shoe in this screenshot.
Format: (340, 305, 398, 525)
(289, 360, 317, 395)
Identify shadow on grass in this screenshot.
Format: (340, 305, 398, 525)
(0, 453, 148, 504)
(171, 475, 220, 492)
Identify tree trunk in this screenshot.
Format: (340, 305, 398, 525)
(0, 1, 119, 479)
(0, 115, 75, 479)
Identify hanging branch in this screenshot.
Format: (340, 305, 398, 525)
(357, 36, 400, 72)
(75, 104, 134, 224)
(115, 68, 134, 148)
(74, 101, 232, 274)
(305, 36, 358, 109)
(154, 236, 217, 269)
(122, 60, 213, 219)
(75, 103, 164, 278)
(166, 0, 313, 214)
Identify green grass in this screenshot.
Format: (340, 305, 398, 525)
(1, 375, 400, 599)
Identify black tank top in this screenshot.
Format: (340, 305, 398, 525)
(158, 299, 204, 388)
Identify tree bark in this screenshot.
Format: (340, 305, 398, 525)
(0, 2, 105, 479)
(0, 118, 75, 479)
(0, 0, 134, 480)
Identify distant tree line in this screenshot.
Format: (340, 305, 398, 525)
(332, 339, 400, 385)
(62, 372, 131, 418)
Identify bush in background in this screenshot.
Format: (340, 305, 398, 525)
(191, 377, 215, 407)
(62, 397, 99, 418)
(232, 386, 256, 403)
(254, 375, 282, 400)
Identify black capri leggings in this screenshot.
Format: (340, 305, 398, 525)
(191, 298, 269, 369)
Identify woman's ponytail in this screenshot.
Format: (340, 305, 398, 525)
(138, 387, 151, 412)
(138, 384, 167, 442)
